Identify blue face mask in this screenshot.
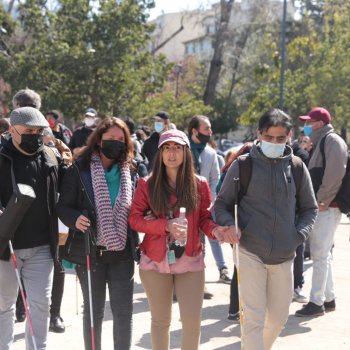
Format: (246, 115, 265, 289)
(260, 140, 286, 158)
(154, 121, 164, 133)
(303, 125, 313, 136)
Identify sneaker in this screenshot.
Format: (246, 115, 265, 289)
(227, 312, 240, 323)
(293, 287, 308, 303)
(218, 268, 232, 284)
(295, 302, 325, 317)
(203, 286, 213, 300)
(324, 299, 336, 312)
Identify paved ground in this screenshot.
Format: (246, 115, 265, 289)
(12, 216, 350, 349)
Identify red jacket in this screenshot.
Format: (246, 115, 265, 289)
(129, 175, 217, 263)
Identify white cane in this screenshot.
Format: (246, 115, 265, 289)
(8, 241, 38, 350)
(233, 178, 244, 349)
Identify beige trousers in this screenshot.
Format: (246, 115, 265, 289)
(139, 269, 205, 350)
(237, 247, 293, 350)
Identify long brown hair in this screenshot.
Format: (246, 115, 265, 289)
(148, 145, 198, 216)
(78, 117, 134, 168)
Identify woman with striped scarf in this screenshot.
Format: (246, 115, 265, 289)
(57, 117, 138, 350)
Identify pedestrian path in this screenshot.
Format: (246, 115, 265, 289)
(12, 216, 350, 349)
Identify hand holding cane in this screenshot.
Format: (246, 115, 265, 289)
(233, 177, 244, 349)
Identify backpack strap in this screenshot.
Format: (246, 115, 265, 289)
(319, 132, 335, 169)
(237, 154, 252, 204)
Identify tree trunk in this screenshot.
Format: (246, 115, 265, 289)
(203, 0, 234, 106)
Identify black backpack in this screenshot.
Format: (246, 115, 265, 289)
(319, 133, 350, 214)
(237, 154, 304, 206)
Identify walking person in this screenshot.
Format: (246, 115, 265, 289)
(129, 129, 235, 350)
(214, 109, 318, 350)
(295, 107, 348, 317)
(57, 117, 137, 350)
(0, 106, 60, 350)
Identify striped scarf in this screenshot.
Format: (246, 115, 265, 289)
(91, 152, 132, 251)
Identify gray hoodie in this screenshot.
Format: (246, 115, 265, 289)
(214, 142, 318, 264)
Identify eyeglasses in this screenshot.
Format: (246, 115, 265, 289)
(305, 120, 320, 125)
(162, 145, 184, 153)
(13, 126, 44, 136)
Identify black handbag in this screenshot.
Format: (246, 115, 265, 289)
(0, 163, 36, 256)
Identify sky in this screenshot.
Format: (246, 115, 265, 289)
(148, 0, 218, 20)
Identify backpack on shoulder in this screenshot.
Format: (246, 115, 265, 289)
(237, 154, 304, 205)
(319, 133, 350, 214)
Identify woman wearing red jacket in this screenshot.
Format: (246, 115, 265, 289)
(129, 129, 234, 350)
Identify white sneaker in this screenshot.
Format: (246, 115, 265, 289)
(293, 287, 308, 303)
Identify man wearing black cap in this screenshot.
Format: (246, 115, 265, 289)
(142, 111, 171, 170)
(0, 107, 61, 349)
(68, 108, 97, 155)
(295, 107, 348, 317)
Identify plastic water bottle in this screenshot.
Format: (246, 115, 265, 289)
(174, 207, 187, 247)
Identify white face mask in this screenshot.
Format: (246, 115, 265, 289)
(260, 140, 286, 158)
(154, 121, 164, 133)
(84, 117, 95, 128)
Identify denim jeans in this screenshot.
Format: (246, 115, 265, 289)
(76, 258, 134, 350)
(309, 208, 342, 306)
(0, 245, 53, 350)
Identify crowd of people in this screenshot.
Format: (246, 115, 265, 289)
(0, 88, 348, 350)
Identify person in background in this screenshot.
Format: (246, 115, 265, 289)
(45, 110, 72, 146)
(57, 117, 137, 350)
(188, 115, 231, 298)
(295, 107, 348, 317)
(142, 111, 171, 171)
(42, 127, 72, 333)
(299, 135, 313, 153)
(0, 118, 10, 144)
(214, 109, 317, 350)
(69, 108, 97, 156)
(12, 88, 41, 110)
(129, 129, 235, 350)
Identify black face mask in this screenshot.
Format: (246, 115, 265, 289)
(101, 140, 126, 160)
(197, 132, 210, 144)
(19, 133, 43, 154)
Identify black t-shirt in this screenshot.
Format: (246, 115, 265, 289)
(9, 143, 50, 249)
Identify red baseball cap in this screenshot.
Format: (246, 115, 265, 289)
(299, 107, 331, 124)
(158, 129, 190, 148)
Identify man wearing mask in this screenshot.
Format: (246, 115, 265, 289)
(188, 115, 232, 298)
(295, 107, 348, 317)
(45, 110, 72, 146)
(142, 111, 170, 171)
(68, 108, 97, 156)
(0, 107, 60, 349)
(214, 109, 317, 350)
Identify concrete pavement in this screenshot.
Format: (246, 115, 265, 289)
(12, 216, 350, 349)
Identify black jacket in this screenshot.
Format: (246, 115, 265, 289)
(0, 138, 60, 261)
(141, 132, 159, 171)
(57, 159, 139, 264)
(68, 126, 93, 150)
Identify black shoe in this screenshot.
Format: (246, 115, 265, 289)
(203, 286, 213, 300)
(15, 312, 26, 323)
(218, 268, 232, 284)
(49, 316, 65, 333)
(295, 302, 325, 317)
(227, 312, 240, 323)
(324, 299, 336, 312)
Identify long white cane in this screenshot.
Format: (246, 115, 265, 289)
(8, 241, 38, 350)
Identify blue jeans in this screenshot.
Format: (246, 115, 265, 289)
(76, 258, 134, 350)
(309, 208, 342, 305)
(0, 245, 53, 350)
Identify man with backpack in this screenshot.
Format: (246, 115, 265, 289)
(214, 109, 317, 350)
(295, 107, 348, 317)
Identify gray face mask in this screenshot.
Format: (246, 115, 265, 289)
(260, 140, 286, 158)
